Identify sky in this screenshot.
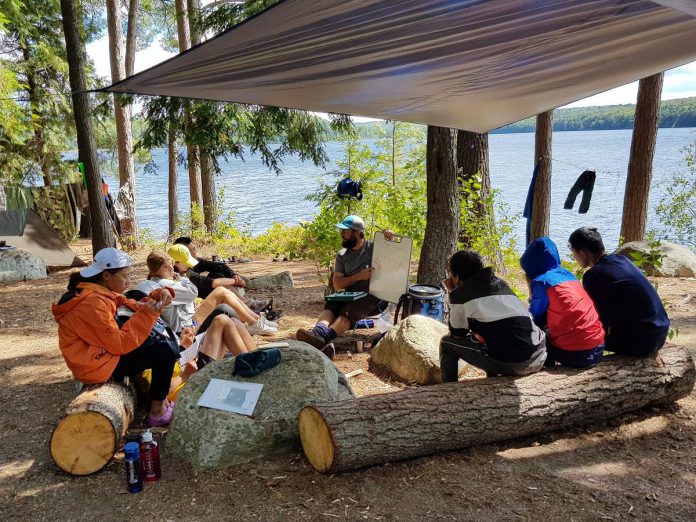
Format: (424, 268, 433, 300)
(87, 34, 696, 119)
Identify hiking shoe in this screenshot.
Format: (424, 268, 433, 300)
(260, 313, 278, 328)
(148, 401, 175, 427)
(246, 298, 273, 314)
(247, 317, 278, 336)
(296, 328, 328, 349)
(263, 308, 283, 322)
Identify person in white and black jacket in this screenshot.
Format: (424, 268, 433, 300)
(440, 250, 547, 381)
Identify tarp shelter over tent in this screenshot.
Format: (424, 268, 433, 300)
(0, 210, 84, 267)
(106, 0, 696, 133)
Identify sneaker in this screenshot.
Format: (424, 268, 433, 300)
(246, 298, 272, 313)
(260, 313, 278, 328)
(263, 308, 283, 322)
(148, 401, 175, 427)
(296, 327, 328, 349)
(247, 317, 278, 336)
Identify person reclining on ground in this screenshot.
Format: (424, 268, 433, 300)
(296, 215, 392, 349)
(52, 247, 178, 427)
(440, 249, 547, 380)
(118, 289, 257, 402)
(520, 237, 605, 368)
(168, 243, 275, 317)
(568, 227, 670, 357)
(143, 251, 277, 337)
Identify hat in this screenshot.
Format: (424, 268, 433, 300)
(80, 248, 131, 277)
(168, 244, 198, 268)
(335, 215, 365, 232)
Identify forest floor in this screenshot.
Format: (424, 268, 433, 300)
(1, 240, 696, 521)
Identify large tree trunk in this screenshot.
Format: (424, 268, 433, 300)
(620, 72, 664, 243)
(175, 0, 202, 225)
(530, 111, 553, 243)
(106, 0, 138, 248)
(200, 148, 216, 232)
(168, 123, 179, 237)
(125, 0, 140, 77)
(456, 130, 491, 247)
(300, 345, 695, 474)
(61, 0, 115, 253)
(21, 45, 52, 186)
(50, 382, 136, 476)
(417, 126, 459, 286)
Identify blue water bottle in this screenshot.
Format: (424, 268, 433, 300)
(124, 442, 144, 493)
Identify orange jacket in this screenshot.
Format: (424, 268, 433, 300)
(52, 283, 161, 383)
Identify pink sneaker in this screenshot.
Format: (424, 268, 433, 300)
(148, 401, 175, 427)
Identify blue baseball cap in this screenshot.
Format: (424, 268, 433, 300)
(336, 215, 365, 232)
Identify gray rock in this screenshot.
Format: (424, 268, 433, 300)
(243, 270, 294, 289)
(370, 314, 465, 385)
(166, 342, 354, 472)
(0, 248, 47, 282)
(614, 241, 696, 277)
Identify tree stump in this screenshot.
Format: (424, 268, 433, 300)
(300, 345, 695, 474)
(50, 382, 135, 475)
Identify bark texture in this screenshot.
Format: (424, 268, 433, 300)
(60, 0, 115, 253)
(417, 126, 459, 286)
(50, 382, 136, 476)
(168, 123, 179, 237)
(106, 0, 138, 247)
(456, 130, 491, 247)
(530, 111, 553, 243)
(200, 148, 216, 232)
(621, 72, 664, 243)
(300, 345, 695, 474)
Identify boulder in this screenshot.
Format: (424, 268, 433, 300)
(615, 241, 696, 277)
(243, 270, 294, 289)
(370, 315, 466, 385)
(0, 248, 47, 282)
(166, 342, 354, 472)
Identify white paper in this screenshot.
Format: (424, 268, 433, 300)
(179, 332, 206, 367)
(369, 233, 413, 304)
(196, 378, 263, 416)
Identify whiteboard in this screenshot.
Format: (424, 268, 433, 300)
(369, 233, 413, 303)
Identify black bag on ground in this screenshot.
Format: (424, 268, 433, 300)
(393, 284, 446, 325)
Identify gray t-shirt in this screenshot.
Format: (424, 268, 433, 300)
(334, 240, 374, 292)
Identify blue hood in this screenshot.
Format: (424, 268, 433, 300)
(520, 237, 561, 280)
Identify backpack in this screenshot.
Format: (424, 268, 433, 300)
(337, 177, 363, 200)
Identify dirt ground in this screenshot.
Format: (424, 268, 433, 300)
(1, 241, 696, 521)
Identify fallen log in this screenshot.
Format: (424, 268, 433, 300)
(299, 345, 696, 474)
(50, 382, 135, 475)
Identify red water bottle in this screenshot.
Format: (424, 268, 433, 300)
(140, 430, 161, 482)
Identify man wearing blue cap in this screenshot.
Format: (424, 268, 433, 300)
(297, 215, 391, 349)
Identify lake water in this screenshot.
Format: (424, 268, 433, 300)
(102, 127, 696, 254)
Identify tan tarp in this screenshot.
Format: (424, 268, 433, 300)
(107, 0, 696, 133)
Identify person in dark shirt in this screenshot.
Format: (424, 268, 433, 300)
(568, 227, 670, 357)
(440, 249, 547, 380)
(296, 215, 391, 349)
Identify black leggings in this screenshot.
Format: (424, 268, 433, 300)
(112, 339, 179, 401)
(197, 304, 238, 334)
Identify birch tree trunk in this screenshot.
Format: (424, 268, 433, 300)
(620, 72, 664, 243)
(61, 0, 115, 253)
(417, 126, 459, 286)
(106, 0, 138, 248)
(530, 111, 553, 243)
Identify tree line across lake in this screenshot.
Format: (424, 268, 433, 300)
(328, 97, 696, 139)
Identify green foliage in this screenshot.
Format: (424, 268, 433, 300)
(627, 234, 664, 276)
(656, 144, 696, 249)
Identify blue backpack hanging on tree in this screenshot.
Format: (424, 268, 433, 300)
(337, 177, 363, 201)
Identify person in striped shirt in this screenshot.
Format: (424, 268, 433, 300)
(440, 250, 547, 381)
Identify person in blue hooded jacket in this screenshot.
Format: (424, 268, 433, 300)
(520, 237, 605, 368)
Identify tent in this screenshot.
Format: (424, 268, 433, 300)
(0, 210, 84, 267)
(106, 0, 696, 132)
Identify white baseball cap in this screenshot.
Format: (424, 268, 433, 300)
(80, 247, 132, 277)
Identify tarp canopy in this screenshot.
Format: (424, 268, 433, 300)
(107, 0, 696, 133)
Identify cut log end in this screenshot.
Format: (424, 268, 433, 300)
(299, 406, 335, 473)
(50, 411, 117, 475)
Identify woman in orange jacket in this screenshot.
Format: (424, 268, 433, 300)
(52, 248, 179, 426)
